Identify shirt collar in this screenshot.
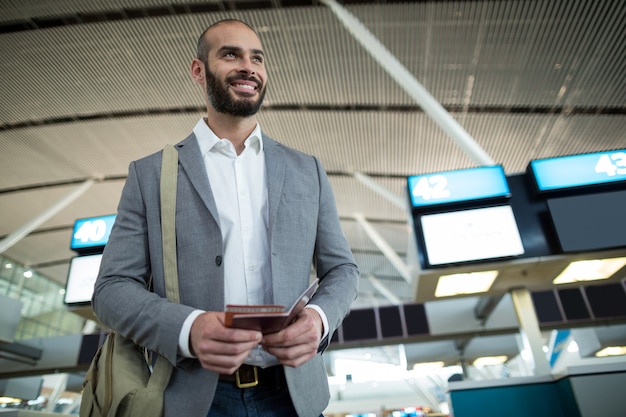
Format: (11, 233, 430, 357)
(193, 118, 263, 156)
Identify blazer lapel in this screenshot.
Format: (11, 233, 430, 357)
(174, 132, 286, 230)
(263, 134, 285, 234)
(175, 133, 220, 224)
(263, 135, 289, 304)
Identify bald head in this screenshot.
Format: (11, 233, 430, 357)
(196, 19, 258, 63)
(190, 18, 267, 118)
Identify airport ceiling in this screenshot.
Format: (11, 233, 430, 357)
(1, 0, 625, 365)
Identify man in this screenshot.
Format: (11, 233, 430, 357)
(92, 19, 359, 417)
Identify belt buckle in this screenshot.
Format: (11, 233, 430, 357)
(235, 366, 259, 388)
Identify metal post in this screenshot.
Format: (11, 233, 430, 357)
(321, 0, 495, 166)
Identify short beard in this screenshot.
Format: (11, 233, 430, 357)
(204, 60, 265, 117)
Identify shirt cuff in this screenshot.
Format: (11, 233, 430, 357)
(304, 304, 329, 340)
(178, 309, 204, 358)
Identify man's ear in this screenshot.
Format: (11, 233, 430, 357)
(190, 59, 205, 86)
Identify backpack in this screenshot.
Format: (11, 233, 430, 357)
(79, 332, 172, 416)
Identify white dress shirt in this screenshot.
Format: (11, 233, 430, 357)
(178, 119, 328, 366)
(196, 119, 272, 307)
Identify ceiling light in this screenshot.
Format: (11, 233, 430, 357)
(595, 346, 626, 357)
(553, 257, 626, 284)
(412, 361, 445, 372)
(0, 397, 22, 404)
(473, 356, 507, 367)
(435, 270, 498, 297)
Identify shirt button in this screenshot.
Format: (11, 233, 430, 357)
(215, 256, 222, 266)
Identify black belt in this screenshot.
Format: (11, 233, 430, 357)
(218, 364, 286, 389)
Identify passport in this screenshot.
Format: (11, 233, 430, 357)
(225, 279, 319, 334)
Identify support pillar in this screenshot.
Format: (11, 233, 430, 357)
(44, 373, 68, 412)
(510, 288, 551, 375)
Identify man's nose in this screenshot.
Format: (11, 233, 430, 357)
(238, 57, 256, 75)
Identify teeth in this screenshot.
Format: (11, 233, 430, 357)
(234, 83, 255, 90)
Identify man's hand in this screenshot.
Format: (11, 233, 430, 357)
(261, 308, 323, 368)
(189, 311, 262, 374)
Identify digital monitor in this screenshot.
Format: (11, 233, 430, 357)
(419, 205, 525, 266)
(403, 303, 429, 336)
(408, 165, 510, 209)
(558, 288, 591, 321)
(529, 149, 626, 192)
(64, 254, 103, 305)
(340, 308, 378, 342)
(378, 305, 404, 338)
(70, 214, 116, 252)
(585, 283, 626, 319)
(547, 190, 626, 252)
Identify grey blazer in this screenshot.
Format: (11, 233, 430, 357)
(93, 132, 359, 417)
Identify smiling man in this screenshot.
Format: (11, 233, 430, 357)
(194, 20, 267, 120)
(92, 19, 359, 417)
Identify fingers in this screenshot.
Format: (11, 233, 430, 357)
(190, 311, 262, 374)
(195, 337, 260, 374)
(264, 342, 317, 368)
(189, 309, 322, 372)
(261, 309, 322, 368)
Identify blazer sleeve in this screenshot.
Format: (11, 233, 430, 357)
(308, 156, 359, 350)
(92, 157, 196, 364)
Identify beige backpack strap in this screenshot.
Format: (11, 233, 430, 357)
(147, 144, 181, 390)
(160, 144, 180, 304)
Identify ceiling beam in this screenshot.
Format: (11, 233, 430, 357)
(352, 171, 407, 210)
(366, 273, 402, 305)
(0, 179, 97, 254)
(474, 294, 505, 323)
(352, 213, 412, 283)
(321, 0, 495, 166)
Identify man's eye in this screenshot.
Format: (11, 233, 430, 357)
(253, 56, 263, 64)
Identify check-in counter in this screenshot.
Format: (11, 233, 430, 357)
(448, 361, 626, 417)
(558, 362, 626, 417)
(0, 411, 60, 417)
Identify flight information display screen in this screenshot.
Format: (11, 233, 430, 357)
(419, 205, 525, 266)
(407, 165, 510, 209)
(70, 214, 116, 251)
(64, 254, 103, 305)
(530, 149, 626, 192)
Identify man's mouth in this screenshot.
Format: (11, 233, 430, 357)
(232, 83, 256, 91)
(229, 77, 260, 94)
